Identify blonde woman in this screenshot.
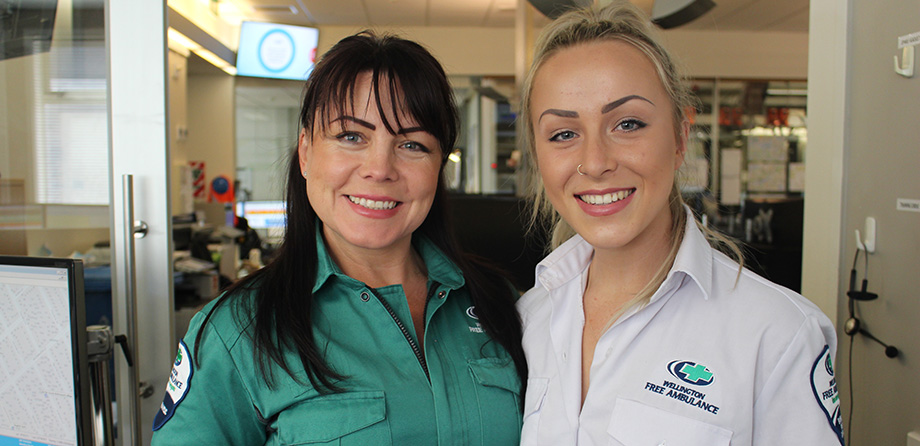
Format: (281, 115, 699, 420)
(517, 2, 842, 445)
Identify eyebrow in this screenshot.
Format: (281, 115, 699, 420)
(601, 95, 654, 114)
(538, 95, 655, 123)
(397, 126, 425, 135)
(331, 115, 376, 130)
(538, 109, 579, 122)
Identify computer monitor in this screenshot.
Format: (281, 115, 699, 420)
(0, 256, 92, 445)
(235, 201, 286, 232)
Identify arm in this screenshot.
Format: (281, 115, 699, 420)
(151, 312, 267, 445)
(752, 314, 844, 445)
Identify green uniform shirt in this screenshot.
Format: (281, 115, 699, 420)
(151, 233, 522, 445)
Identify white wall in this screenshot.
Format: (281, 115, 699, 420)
(186, 72, 236, 207)
(806, 0, 920, 444)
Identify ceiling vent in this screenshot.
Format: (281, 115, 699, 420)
(251, 5, 298, 15)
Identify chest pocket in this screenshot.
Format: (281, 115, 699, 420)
(607, 398, 731, 446)
(275, 391, 391, 445)
(468, 358, 523, 443)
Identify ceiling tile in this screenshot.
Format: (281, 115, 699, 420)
(365, 0, 428, 26)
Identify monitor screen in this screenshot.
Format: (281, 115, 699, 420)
(0, 256, 91, 446)
(235, 201, 287, 230)
(235, 21, 319, 81)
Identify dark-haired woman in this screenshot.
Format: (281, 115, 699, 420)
(151, 32, 525, 445)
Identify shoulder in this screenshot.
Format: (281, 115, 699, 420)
(517, 284, 552, 327)
(705, 249, 835, 343)
(185, 286, 259, 354)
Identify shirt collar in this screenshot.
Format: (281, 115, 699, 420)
(667, 206, 713, 300)
(534, 234, 593, 291)
(312, 228, 465, 293)
(534, 206, 713, 300)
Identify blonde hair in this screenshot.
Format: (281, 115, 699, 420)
(521, 0, 743, 320)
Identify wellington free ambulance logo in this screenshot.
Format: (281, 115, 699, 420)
(668, 360, 715, 386)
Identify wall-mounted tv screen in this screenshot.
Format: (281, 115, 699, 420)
(236, 21, 319, 81)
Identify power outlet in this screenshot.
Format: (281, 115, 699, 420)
(908, 431, 920, 446)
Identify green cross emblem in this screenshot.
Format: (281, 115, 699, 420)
(680, 363, 713, 383)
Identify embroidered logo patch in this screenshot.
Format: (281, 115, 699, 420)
(643, 360, 721, 415)
(465, 306, 484, 333)
(153, 340, 194, 431)
(668, 360, 715, 386)
(811, 345, 844, 445)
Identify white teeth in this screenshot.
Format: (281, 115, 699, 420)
(578, 189, 633, 205)
(348, 196, 397, 210)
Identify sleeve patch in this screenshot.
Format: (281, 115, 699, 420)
(153, 340, 194, 431)
(810, 345, 844, 445)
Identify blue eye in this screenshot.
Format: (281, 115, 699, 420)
(617, 119, 647, 132)
(400, 141, 430, 153)
(336, 132, 362, 144)
(549, 130, 577, 142)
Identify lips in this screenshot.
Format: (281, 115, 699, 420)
(577, 188, 635, 205)
(347, 195, 399, 210)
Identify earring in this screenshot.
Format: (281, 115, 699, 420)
(302, 170, 308, 178)
(577, 164, 586, 176)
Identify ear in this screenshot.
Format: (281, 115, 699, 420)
(298, 128, 310, 176)
(674, 119, 690, 171)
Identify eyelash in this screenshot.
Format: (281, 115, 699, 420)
(549, 130, 577, 142)
(547, 118, 648, 143)
(617, 118, 647, 132)
(400, 141, 431, 153)
(335, 132, 431, 154)
(336, 132, 363, 144)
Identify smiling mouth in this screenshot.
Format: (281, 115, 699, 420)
(347, 195, 399, 210)
(577, 189, 635, 205)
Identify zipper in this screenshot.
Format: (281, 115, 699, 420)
(368, 286, 432, 382)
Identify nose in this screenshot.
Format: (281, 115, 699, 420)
(580, 134, 617, 177)
(358, 143, 397, 182)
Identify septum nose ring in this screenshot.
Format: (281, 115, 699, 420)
(577, 164, 586, 176)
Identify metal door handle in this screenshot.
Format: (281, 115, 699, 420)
(133, 220, 148, 239)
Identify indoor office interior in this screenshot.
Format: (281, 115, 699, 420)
(0, 0, 917, 444)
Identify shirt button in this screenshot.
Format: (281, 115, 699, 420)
(437, 290, 446, 299)
(562, 352, 568, 362)
(360, 291, 370, 302)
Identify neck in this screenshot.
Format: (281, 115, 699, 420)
(324, 234, 427, 288)
(586, 222, 673, 306)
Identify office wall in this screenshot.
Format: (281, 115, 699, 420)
(186, 71, 235, 220)
(840, 0, 920, 444)
(807, 0, 920, 444)
(168, 50, 189, 216)
(317, 26, 809, 79)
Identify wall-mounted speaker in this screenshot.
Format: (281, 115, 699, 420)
(526, 0, 592, 19)
(651, 0, 716, 28)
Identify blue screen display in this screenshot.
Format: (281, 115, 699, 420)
(236, 21, 319, 81)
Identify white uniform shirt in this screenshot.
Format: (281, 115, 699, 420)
(518, 212, 843, 446)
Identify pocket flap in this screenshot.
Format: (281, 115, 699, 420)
(277, 391, 386, 444)
(523, 377, 549, 417)
(607, 398, 731, 446)
(469, 357, 521, 395)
